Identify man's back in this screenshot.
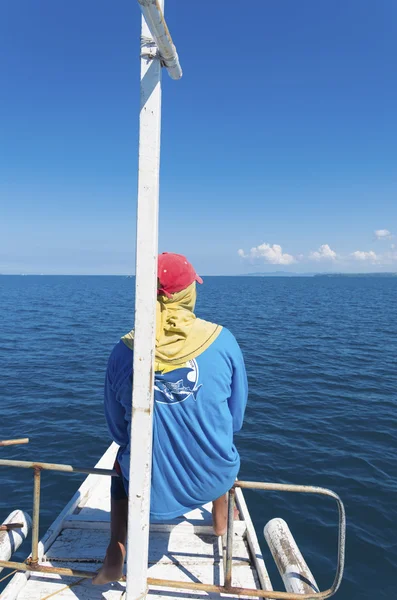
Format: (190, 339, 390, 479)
(104, 326, 248, 520)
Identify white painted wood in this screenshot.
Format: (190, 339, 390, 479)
(156, 503, 214, 525)
(126, 5, 163, 600)
(62, 518, 247, 539)
(137, 0, 182, 80)
(147, 562, 261, 597)
(264, 518, 319, 594)
(44, 524, 249, 567)
(0, 511, 31, 573)
(73, 495, 214, 526)
(235, 488, 273, 592)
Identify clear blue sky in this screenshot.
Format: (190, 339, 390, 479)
(1, 0, 396, 274)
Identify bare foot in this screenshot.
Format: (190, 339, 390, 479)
(92, 542, 125, 585)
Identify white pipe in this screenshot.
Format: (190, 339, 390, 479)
(0, 511, 32, 573)
(264, 518, 319, 595)
(137, 0, 182, 80)
(125, 8, 163, 600)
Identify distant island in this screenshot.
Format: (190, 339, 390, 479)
(314, 273, 397, 278)
(242, 271, 397, 278)
(244, 271, 313, 277)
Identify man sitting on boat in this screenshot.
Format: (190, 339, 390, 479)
(93, 252, 248, 584)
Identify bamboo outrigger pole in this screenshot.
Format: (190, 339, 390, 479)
(137, 0, 182, 80)
(126, 3, 182, 600)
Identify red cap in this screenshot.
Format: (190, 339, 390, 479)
(157, 253, 203, 298)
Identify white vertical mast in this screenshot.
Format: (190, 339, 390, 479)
(127, 3, 182, 600)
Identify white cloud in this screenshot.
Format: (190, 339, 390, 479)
(351, 250, 378, 262)
(238, 238, 397, 270)
(375, 229, 392, 240)
(238, 243, 296, 265)
(309, 244, 337, 261)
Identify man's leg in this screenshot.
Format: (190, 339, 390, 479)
(93, 465, 128, 585)
(212, 493, 239, 537)
(212, 493, 228, 536)
(92, 496, 128, 585)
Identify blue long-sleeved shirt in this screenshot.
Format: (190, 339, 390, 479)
(104, 327, 248, 521)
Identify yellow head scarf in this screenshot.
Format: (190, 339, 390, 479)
(121, 282, 222, 373)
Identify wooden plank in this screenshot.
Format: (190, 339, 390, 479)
(45, 527, 250, 567)
(74, 500, 214, 526)
(62, 519, 247, 539)
(235, 488, 273, 592)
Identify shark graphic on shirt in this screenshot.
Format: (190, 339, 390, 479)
(154, 362, 202, 405)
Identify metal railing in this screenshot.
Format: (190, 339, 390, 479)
(0, 438, 345, 599)
(0, 438, 117, 573)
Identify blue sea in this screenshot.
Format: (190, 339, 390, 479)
(1, 275, 396, 598)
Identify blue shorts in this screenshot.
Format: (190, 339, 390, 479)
(111, 459, 129, 500)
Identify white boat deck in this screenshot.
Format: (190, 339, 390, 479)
(3, 444, 273, 600)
